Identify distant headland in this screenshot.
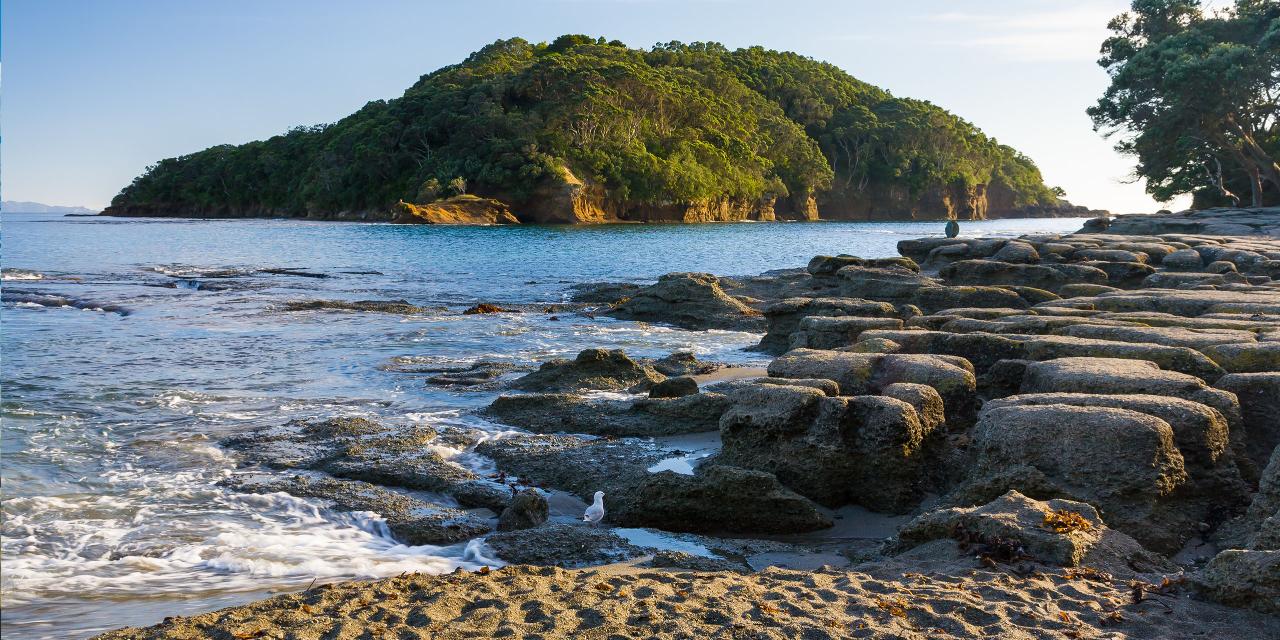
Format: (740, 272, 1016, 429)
(101, 36, 1102, 224)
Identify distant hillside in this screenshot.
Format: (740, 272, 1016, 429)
(4, 201, 98, 214)
(105, 35, 1076, 223)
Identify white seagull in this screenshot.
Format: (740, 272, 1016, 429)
(583, 491, 605, 525)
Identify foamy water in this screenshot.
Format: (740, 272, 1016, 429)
(1, 212, 1088, 638)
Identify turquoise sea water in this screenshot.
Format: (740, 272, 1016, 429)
(0, 213, 1088, 638)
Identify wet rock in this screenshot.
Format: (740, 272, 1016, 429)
(956, 403, 1191, 552)
(892, 491, 1160, 569)
(222, 417, 509, 511)
(718, 383, 939, 511)
(226, 474, 490, 545)
(649, 376, 698, 398)
(569, 281, 643, 304)
(788, 315, 904, 349)
(484, 523, 644, 567)
(1215, 373, 1280, 468)
(806, 254, 865, 277)
(497, 488, 549, 531)
(281, 299, 433, 314)
(608, 272, 765, 331)
(1196, 549, 1280, 614)
(756, 297, 899, 354)
(485, 392, 730, 437)
(647, 550, 750, 573)
(649, 352, 720, 377)
(768, 349, 977, 428)
(511, 348, 664, 393)
(462, 302, 515, 314)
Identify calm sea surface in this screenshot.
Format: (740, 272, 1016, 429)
(0, 213, 1088, 638)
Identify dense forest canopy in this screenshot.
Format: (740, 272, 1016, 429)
(109, 36, 1060, 220)
(1090, 0, 1280, 207)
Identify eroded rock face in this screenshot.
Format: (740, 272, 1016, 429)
(511, 348, 664, 393)
(767, 349, 977, 428)
(756, 297, 899, 354)
(608, 273, 764, 331)
(789, 315, 904, 350)
(717, 383, 939, 512)
(955, 403, 1191, 552)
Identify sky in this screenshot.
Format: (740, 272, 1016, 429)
(2, 0, 1197, 213)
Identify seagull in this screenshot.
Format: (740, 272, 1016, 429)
(583, 491, 605, 525)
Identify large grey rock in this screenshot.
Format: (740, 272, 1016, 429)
(608, 272, 765, 331)
(511, 348, 664, 392)
(768, 348, 977, 428)
(789, 315, 904, 349)
(718, 383, 939, 511)
(1163, 248, 1205, 271)
(991, 241, 1040, 264)
(958, 403, 1191, 552)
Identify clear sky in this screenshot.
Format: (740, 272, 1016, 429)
(1, 0, 1195, 212)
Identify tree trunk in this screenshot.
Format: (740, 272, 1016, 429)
(1248, 165, 1263, 207)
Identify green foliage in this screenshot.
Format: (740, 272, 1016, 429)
(111, 36, 1056, 216)
(1089, 0, 1280, 206)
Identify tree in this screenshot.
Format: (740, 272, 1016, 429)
(448, 176, 468, 196)
(1089, 0, 1280, 207)
(415, 178, 441, 203)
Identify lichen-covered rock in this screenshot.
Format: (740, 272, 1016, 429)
(836, 264, 938, 301)
(1201, 342, 1280, 374)
(767, 348, 977, 428)
(1055, 324, 1258, 350)
(991, 241, 1040, 264)
(1163, 248, 1205, 271)
(608, 272, 764, 331)
(911, 285, 1029, 314)
(958, 403, 1191, 552)
(1196, 549, 1280, 614)
(939, 259, 1105, 292)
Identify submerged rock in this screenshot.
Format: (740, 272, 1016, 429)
(281, 299, 434, 314)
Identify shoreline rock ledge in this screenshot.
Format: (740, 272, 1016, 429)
(100, 207, 1280, 640)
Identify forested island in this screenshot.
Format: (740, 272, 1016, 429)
(103, 37, 1093, 224)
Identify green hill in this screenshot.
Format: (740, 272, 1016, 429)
(105, 35, 1069, 223)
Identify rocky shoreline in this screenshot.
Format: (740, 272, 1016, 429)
(100, 207, 1280, 639)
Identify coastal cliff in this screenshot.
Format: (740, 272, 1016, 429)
(103, 35, 1075, 224)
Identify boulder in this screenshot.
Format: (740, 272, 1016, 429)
(959, 403, 1191, 552)
(497, 488, 549, 531)
(756, 297, 898, 354)
(608, 272, 765, 331)
(1216, 373, 1280, 469)
(1196, 550, 1280, 614)
(718, 384, 939, 511)
(649, 376, 699, 398)
(748, 376, 840, 396)
(1163, 248, 1205, 271)
(649, 352, 720, 377)
(768, 348, 977, 428)
(511, 348, 664, 392)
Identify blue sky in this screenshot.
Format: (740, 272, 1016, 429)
(2, 0, 1195, 212)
